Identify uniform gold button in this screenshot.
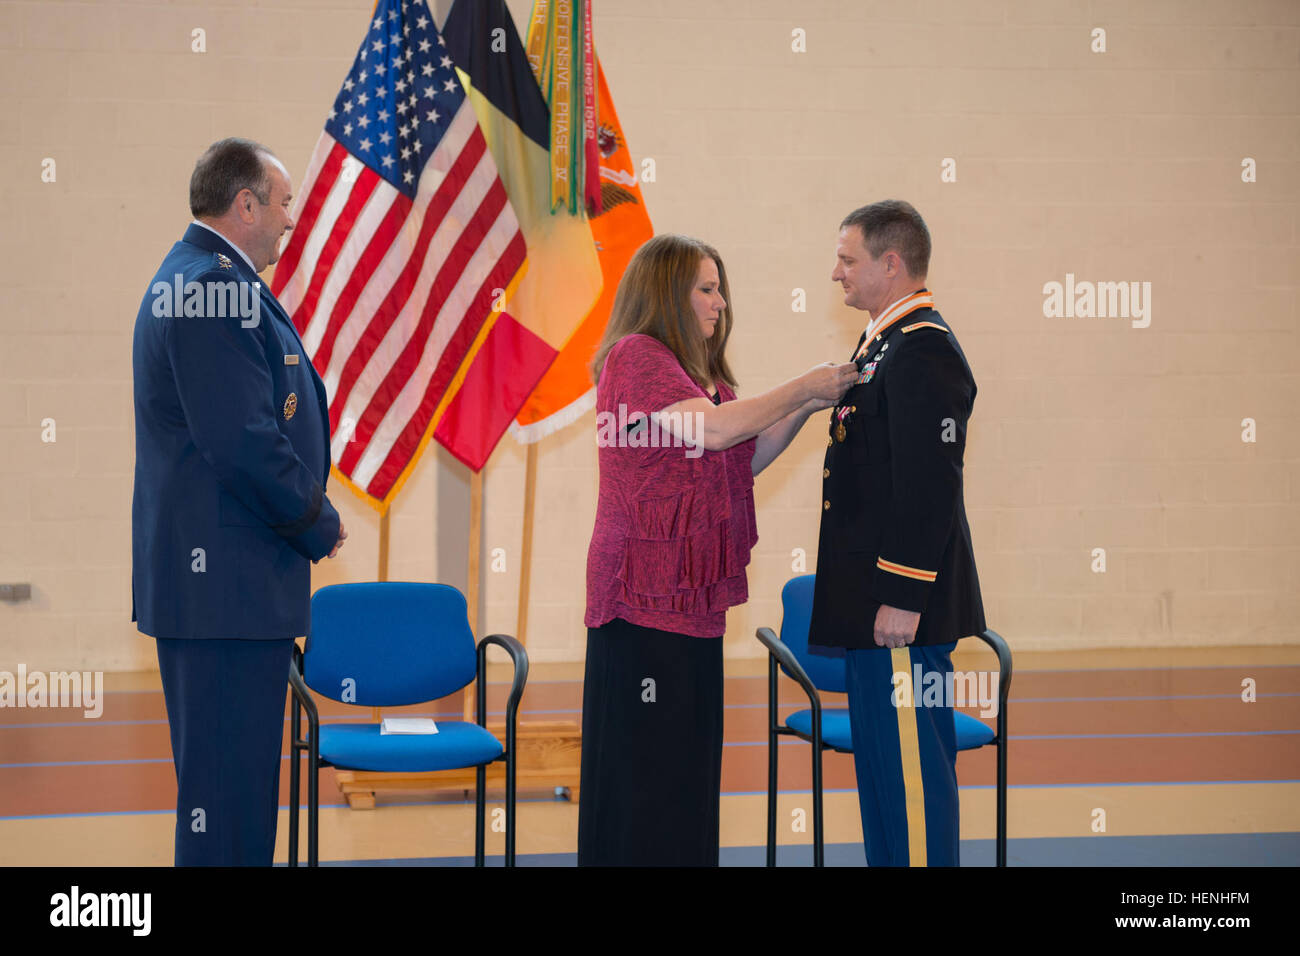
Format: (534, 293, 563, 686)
(823, 468, 830, 478)
(827, 437, 833, 447)
(851, 405, 857, 413)
(823, 500, 830, 511)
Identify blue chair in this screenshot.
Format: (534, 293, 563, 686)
(286, 582, 528, 866)
(755, 574, 1011, 866)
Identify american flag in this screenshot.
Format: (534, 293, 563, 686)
(272, 0, 527, 508)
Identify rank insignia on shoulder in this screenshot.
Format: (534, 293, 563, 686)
(855, 361, 878, 385)
(283, 392, 298, 420)
(901, 321, 946, 334)
(216, 253, 233, 270)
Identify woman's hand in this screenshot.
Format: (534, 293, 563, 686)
(802, 362, 858, 405)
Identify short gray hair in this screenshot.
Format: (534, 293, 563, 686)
(840, 200, 931, 280)
(189, 137, 276, 218)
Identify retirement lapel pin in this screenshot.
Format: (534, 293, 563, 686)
(283, 393, 298, 420)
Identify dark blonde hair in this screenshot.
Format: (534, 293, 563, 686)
(590, 234, 738, 390)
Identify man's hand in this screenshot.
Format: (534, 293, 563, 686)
(874, 604, 920, 649)
(327, 521, 347, 559)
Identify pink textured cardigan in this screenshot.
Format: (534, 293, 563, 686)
(584, 334, 758, 638)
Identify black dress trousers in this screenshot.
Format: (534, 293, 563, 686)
(577, 617, 724, 866)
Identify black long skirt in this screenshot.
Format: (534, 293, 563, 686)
(577, 617, 724, 866)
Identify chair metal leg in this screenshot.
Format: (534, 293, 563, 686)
(288, 695, 300, 867)
(505, 750, 517, 867)
(977, 627, 1012, 868)
(997, 731, 1008, 867)
(474, 764, 486, 867)
(766, 655, 778, 867)
(812, 712, 824, 868)
(307, 722, 319, 868)
(754, 621, 826, 868)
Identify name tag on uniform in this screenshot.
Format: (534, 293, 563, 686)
(284, 354, 300, 366)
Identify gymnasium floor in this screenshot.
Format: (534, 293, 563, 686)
(2, 644, 1298, 866)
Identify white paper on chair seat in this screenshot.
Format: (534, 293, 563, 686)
(380, 718, 439, 735)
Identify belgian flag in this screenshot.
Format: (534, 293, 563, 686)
(437, 0, 603, 469)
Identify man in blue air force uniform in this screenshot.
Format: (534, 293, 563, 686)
(132, 138, 347, 865)
(808, 200, 985, 867)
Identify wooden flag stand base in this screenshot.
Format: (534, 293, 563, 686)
(334, 446, 583, 810)
(333, 720, 581, 808)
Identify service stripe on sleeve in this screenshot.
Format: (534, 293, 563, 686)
(877, 557, 938, 583)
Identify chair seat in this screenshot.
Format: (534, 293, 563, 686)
(785, 708, 854, 751)
(785, 708, 995, 752)
(318, 720, 504, 772)
(954, 711, 996, 749)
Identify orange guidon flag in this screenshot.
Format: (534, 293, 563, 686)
(511, 57, 654, 442)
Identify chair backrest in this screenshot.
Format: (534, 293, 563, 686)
(303, 582, 477, 707)
(779, 574, 847, 693)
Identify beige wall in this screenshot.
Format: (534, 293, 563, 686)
(1, 0, 1296, 673)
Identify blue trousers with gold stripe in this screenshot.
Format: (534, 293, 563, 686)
(845, 642, 959, 866)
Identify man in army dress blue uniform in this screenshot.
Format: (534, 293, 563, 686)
(808, 200, 985, 866)
(132, 138, 346, 865)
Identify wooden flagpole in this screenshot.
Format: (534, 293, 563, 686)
(509, 439, 582, 801)
(463, 469, 482, 721)
(374, 510, 389, 724)
(515, 444, 539, 644)
(335, 508, 389, 807)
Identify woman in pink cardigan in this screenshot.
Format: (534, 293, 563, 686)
(579, 234, 857, 866)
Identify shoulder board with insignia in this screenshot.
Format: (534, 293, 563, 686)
(901, 321, 947, 334)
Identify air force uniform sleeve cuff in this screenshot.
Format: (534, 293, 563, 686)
(275, 483, 341, 561)
(872, 556, 938, 613)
